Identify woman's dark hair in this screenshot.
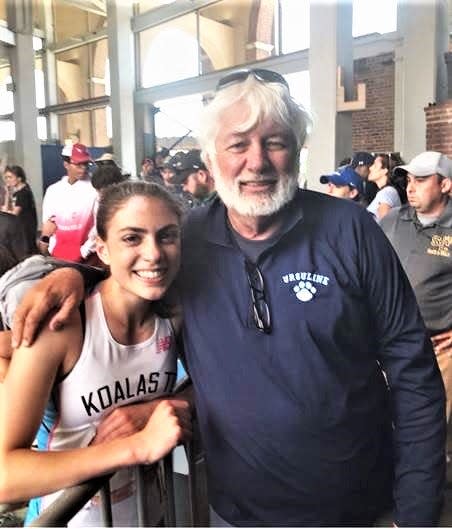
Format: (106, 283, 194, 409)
(91, 165, 127, 191)
(96, 181, 184, 319)
(4, 165, 26, 183)
(374, 152, 407, 204)
(97, 180, 183, 240)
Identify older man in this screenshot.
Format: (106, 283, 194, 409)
(381, 151, 452, 420)
(6, 69, 446, 527)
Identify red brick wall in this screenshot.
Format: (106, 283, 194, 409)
(425, 101, 452, 156)
(352, 53, 395, 153)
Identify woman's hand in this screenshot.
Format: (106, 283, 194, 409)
(132, 399, 192, 465)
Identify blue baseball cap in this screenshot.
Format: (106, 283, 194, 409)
(320, 166, 364, 195)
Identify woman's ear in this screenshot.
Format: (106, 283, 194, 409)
(96, 237, 110, 266)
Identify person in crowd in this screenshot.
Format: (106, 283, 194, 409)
(158, 154, 197, 210)
(95, 152, 118, 168)
(160, 162, 178, 189)
(350, 151, 377, 205)
(39, 144, 98, 262)
(154, 148, 169, 173)
(0, 211, 29, 272)
(319, 165, 364, 202)
(170, 149, 216, 207)
(0, 181, 192, 526)
(4, 68, 446, 527)
(367, 152, 407, 222)
(381, 150, 452, 421)
(140, 157, 162, 184)
(80, 163, 128, 266)
(2, 165, 38, 254)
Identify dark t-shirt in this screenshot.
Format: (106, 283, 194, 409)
(0, 211, 29, 270)
(13, 185, 38, 254)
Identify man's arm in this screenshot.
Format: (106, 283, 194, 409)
(358, 210, 446, 526)
(1, 257, 106, 347)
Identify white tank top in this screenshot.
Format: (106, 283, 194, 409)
(38, 289, 177, 527)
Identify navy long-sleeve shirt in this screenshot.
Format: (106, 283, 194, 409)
(179, 190, 446, 527)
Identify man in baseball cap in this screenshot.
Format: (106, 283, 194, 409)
(393, 150, 452, 179)
(320, 165, 364, 202)
(39, 142, 97, 261)
(170, 149, 215, 206)
(350, 152, 377, 205)
(381, 150, 452, 422)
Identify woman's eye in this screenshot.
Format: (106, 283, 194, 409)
(123, 234, 140, 244)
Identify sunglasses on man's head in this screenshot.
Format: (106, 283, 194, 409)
(216, 68, 289, 93)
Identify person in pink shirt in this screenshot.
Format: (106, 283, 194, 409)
(39, 144, 98, 262)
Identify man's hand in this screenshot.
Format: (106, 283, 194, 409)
(91, 397, 191, 445)
(12, 268, 84, 348)
(431, 330, 452, 358)
(92, 401, 159, 445)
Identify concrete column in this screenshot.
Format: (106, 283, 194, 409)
(43, 0, 58, 141)
(394, 0, 449, 161)
(307, 0, 353, 190)
(7, 0, 43, 218)
(107, 0, 137, 176)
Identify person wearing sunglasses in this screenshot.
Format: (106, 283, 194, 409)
(2, 69, 446, 527)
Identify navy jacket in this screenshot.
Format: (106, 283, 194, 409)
(178, 190, 446, 527)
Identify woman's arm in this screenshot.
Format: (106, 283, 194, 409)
(377, 202, 392, 220)
(0, 315, 191, 504)
(0, 331, 12, 382)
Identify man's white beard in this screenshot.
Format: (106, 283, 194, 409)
(212, 162, 299, 217)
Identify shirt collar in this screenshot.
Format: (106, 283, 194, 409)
(204, 190, 305, 247)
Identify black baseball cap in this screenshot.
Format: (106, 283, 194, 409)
(169, 149, 206, 185)
(350, 152, 375, 168)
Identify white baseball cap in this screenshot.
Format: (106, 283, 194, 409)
(395, 151, 452, 178)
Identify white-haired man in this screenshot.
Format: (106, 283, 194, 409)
(4, 69, 446, 527)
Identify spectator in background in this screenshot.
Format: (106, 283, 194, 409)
(170, 149, 216, 207)
(2, 165, 38, 255)
(381, 151, 452, 421)
(367, 152, 407, 222)
(140, 157, 162, 184)
(95, 152, 117, 169)
(39, 143, 97, 262)
(350, 151, 377, 205)
(320, 165, 364, 203)
(154, 147, 169, 172)
(0, 213, 29, 274)
(80, 162, 128, 267)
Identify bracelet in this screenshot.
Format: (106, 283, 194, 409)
(39, 235, 50, 244)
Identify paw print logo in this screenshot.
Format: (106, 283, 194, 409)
(293, 281, 317, 302)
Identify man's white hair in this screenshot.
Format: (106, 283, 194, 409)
(198, 74, 312, 169)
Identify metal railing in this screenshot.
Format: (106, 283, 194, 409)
(30, 434, 208, 527)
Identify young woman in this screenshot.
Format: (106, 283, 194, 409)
(0, 181, 192, 526)
(2, 165, 38, 254)
(366, 153, 407, 222)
